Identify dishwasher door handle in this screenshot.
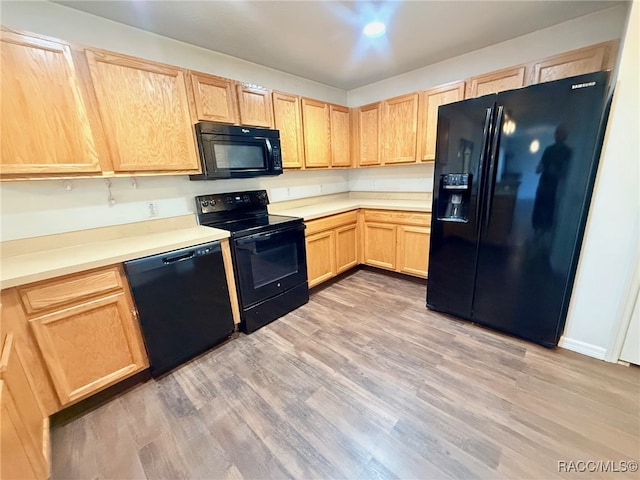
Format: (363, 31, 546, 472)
(163, 252, 196, 264)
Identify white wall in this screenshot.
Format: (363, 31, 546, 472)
(0, 170, 350, 241)
(349, 164, 434, 192)
(561, 0, 639, 360)
(348, 5, 629, 106)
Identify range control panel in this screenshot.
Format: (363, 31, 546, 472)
(196, 190, 269, 214)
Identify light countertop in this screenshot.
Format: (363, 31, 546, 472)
(1, 224, 229, 289)
(269, 197, 430, 220)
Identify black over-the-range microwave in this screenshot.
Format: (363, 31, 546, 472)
(190, 121, 283, 180)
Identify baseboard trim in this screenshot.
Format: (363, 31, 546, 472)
(558, 336, 607, 360)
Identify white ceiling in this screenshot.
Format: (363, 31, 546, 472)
(54, 1, 625, 90)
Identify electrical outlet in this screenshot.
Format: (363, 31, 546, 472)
(147, 202, 158, 218)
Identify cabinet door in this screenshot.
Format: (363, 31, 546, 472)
(29, 292, 148, 405)
(86, 50, 200, 173)
(1, 30, 101, 176)
(330, 104, 351, 167)
(236, 84, 274, 127)
(397, 225, 430, 278)
(466, 66, 526, 98)
(529, 43, 611, 85)
(356, 102, 381, 166)
(364, 223, 396, 270)
(382, 93, 418, 164)
(301, 98, 331, 168)
(417, 81, 465, 162)
(306, 230, 336, 288)
(273, 92, 304, 169)
(0, 334, 48, 480)
(190, 72, 238, 123)
(335, 224, 358, 274)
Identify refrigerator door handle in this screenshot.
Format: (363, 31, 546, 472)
(475, 107, 494, 233)
(484, 105, 504, 230)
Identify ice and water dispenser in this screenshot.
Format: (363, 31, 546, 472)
(437, 173, 472, 222)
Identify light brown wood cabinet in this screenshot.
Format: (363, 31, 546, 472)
(355, 102, 382, 166)
(236, 84, 274, 128)
(466, 66, 526, 99)
(0, 29, 102, 177)
(0, 333, 49, 480)
(273, 92, 305, 169)
(330, 104, 351, 167)
(86, 49, 200, 173)
(417, 81, 466, 162)
(528, 41, 617, 85)
(301, 98, 332, 168)
(189, 72, 239, 124)
(17, 266, 148, 406)
(381, 93, 419, 164)
(305, 211, 358, 287)
(362, 209, 431, 278)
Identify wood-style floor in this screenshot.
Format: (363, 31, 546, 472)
(51, 268, 640, 479)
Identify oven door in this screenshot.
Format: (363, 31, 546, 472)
(233, 223, 308, 307)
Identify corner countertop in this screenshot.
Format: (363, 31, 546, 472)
(1, 219, 229, 289)
(269, 194, 431, 221)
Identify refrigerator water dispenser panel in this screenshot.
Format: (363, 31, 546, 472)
(438, 173, 472, 222)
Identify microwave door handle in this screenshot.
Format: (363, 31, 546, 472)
(264, 138, 273, 159)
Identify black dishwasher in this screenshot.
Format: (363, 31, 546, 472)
(124, 240, 234, 377)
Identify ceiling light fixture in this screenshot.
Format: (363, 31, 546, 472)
(363, 21, 386, 38)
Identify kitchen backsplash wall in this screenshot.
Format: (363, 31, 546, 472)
(349, 164, 434, 192)
(0, 170, 350, 241)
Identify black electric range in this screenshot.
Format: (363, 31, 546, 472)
(195, 190, 309, 333)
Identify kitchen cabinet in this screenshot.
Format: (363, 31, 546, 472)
(466, 66, 526, 98)
(18, 265, 149, 406)
(301, 98, 331, 168)
(273, 92, 305, 169)
(189, 72, 239, 124)
(305, 211, 358, 287)
(417, 81, 466, 162)
(381, 93, 419, 164)
(85, 49, 200, 173)
(330, 104, 351, 167)
(0, 29, 102, 176)
(362, 209, 431, 278)
(355, 102, 382, 166)
(528, 41, 617, 85)
(0, 333, 49, 480)
(236, 84, 274, 128)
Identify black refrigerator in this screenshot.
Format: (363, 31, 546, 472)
(426, 71, 610, 347)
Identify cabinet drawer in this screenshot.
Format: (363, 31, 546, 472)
(363, 209, 431, 226)
(305, 210, 357, 236)
(18, 267, 123, 315)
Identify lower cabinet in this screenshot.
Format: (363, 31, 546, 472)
(362, 209, 431, 278)
(305, 208, 431, 288)
(1, 333, 49, 480)
(305, 211, 358, 287)
(15, 265, 149, 407)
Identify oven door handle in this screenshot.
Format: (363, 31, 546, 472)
(235, 223, 305, 245)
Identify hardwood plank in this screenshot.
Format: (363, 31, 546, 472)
(49, 269, 640, 480)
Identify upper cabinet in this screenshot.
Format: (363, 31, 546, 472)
(355, 102, 382, 166)
(85, 50, 200, 173)
(189, 72, 238, 124)
(528, 41, 617, 85)
(417, 81, 466, 162)
(236, 84, 274, 128)
(381, 93, 419, 164)
(466, 66, 526, 98)
(330, 104, 351, 167)
(272, 92, 304, 169)
(0, 30, 102, 176)
(301, 98, 331, 168)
